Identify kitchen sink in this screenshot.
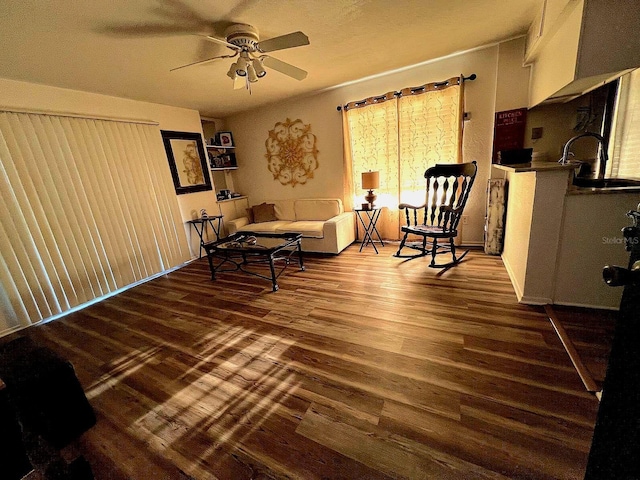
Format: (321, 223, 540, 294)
(573, 177, 640, 188)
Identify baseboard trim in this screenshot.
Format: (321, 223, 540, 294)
(519, 295, 553, 305)
(552, 300, 619, 312)
(501, 254, 524, 301)
(35, 259, 193, 328)
(461, 241, 485, 248)
(0, 323, 31, 340)
(500, 255, 552, 305)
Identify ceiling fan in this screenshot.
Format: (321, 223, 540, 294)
(171, 23, 310, 91)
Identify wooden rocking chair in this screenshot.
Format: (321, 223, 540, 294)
(395, 161, 477, 267)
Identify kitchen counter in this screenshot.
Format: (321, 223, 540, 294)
(568, 185, 640, 195)
(495, 162, 640, 194)
(492, 161, 579, 173)
(496, 165, 573, 305)
(494, 164, 639, 309)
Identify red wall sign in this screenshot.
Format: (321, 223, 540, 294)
(492, 108, 527, 163)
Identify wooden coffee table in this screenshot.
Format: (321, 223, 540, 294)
(203, 232, 304, 291)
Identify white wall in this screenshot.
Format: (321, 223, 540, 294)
(554, 192, 639, 309)
(525, 170, 573, 302)
(495, 38, 530, 112)
(224, 41, 527, 245)
(500, 170, 536, 299)
(0, 78, 220, 257)
(525, 94, 602, 163)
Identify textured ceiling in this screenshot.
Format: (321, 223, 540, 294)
(0, 0, 542, 117)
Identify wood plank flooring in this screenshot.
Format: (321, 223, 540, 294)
(21, 245, 616, 479)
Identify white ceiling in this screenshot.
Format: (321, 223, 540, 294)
(0, 0, 542, 118)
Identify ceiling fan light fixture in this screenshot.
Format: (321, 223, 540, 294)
(227, 63, 238, 80)
(247, 64, 259, 83)
(252, 58, 267, 78)
(173, 24, 310, 92)
(235, 56, 248, 76)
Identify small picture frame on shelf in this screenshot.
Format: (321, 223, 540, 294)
(208, 151, 237, 169)
(215, 131, 234, 147)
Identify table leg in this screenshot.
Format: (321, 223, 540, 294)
(364, 226, 379, 254)
(206, 249, 216, 280)
(363, 212, 379, 254)
(356, 212, 371, 252)
(268, 254, 279, 292)
(192, 223, 206, 258)
(297, 239, 305, 271)
(370, 210, 385, 246)
(356, 210, 384, 253)
(208, 217, 222, 241)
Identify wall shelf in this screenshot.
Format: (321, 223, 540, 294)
(217, 195, 247, 203)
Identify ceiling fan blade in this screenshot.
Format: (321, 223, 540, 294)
(97, 24, 201, 36)
(262, 56, 308, 81)
(256, 31, 309, 53)
(233, 76, 245, 90)
(196, 34, 240, 51)
(170, 54, 234, 72)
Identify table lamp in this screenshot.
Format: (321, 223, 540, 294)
(361, 171, 380, 209)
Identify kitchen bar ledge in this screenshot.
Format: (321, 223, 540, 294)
(568, 184, 640, 195)
(492, 161, 580, 173)
(494, 164, 573, 305)
(495, 162, 640, 194)
(493, 163, 637, 309)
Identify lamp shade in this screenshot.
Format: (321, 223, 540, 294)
(361, 171, 380, 190)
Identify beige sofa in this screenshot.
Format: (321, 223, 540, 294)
(226, 198, 355, 254)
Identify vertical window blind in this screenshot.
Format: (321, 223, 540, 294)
(608, 69, 640, 179)
(0, 111, 190, 335)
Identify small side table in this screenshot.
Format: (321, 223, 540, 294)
(186, 216, 224, 258)
(355, 208, 385, 253)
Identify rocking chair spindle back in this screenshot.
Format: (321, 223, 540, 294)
(395, 161, 477, 268)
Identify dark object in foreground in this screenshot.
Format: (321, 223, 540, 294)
(586, 205, 640, 478)
(0, 336, 96, 479)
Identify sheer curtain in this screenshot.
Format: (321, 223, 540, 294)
(344, 96, 400, 240)
(345, 77, 464, 240)
(0, 111, 190, 335)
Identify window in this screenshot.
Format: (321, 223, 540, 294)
(343, 77, 464, 239)
(607, 69, 640, 179)
(0, 111, 190, 334)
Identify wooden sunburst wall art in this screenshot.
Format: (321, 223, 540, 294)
(265, 118, 319, 187)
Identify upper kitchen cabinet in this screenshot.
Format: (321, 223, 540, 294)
(526, 0, 640, 107)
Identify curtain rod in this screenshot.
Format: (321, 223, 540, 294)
(336, 73, 476, 111)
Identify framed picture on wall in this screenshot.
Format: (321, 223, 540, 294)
(215, 131, 234, 147)
(161, 130, 212, 195)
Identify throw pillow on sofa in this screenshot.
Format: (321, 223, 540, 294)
(252, 203, 278, 223)
(245, 208, 255, 224)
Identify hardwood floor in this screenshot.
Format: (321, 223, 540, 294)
(22, 245, 616, 479)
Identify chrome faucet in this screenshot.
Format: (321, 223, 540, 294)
(559, 132, 609, 179)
